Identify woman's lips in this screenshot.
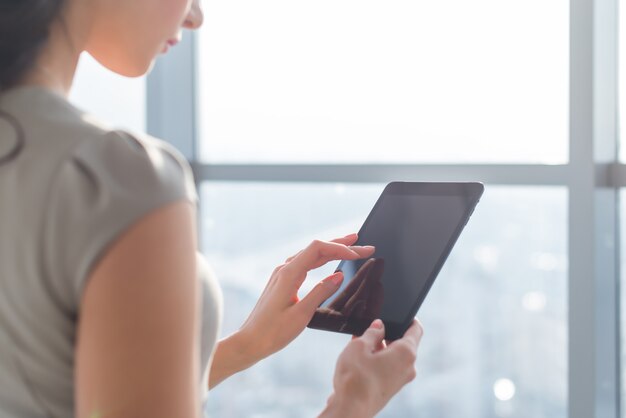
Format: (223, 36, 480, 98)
(161, 38, 179, 53)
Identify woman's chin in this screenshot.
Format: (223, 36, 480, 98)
(88, 52, 155, 79)
(109, 61, 154, 78)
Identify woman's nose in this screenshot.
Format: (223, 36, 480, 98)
(183, 0, 204, 30)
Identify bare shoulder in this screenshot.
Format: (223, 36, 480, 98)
(75, 200, 201, 418)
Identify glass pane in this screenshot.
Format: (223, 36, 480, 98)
(197, 1, 568, 164)
(200, 183, 567, 418)
(617, 2, 626, 162)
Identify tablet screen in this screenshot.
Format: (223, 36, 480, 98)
(308, 182, 482, 339)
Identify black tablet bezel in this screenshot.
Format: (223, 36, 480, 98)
(307, 181, 484, 340)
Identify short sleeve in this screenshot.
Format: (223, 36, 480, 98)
(42, 130, 198, 309)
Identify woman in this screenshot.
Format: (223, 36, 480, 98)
(0, 0, 423, 417)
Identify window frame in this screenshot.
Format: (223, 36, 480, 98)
(146, 0, 621, 416)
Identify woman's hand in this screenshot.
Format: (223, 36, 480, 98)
(208, 233, 374, 388)
(320, 319, 423, 418)
(240, 233, 375, 358)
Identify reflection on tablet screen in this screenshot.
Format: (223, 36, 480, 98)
(314, 258, 385, 333)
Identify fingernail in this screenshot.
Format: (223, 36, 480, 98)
(327, 272, 343, 286)
(349, 245, 374, 250)
(345, 233, 357, 238)
(371, 319, 383, 329)
(352, 245, 375, 252)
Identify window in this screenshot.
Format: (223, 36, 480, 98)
(146, 0, 621, 417)
(197, 0, 568, 164)
(201, 183, 566, 417)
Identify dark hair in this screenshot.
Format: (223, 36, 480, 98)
(0, 0, 66, 91)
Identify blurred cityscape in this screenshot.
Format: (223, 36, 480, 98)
(200, 183, 566, 418)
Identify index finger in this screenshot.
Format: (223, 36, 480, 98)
(330, 233, 359, 246)
(287, 240, 375, 278)
(284, 233, 359, 263)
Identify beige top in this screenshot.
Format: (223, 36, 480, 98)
(0, 86, 222, 417)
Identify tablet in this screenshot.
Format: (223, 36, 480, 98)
(307, 181, 484, 340)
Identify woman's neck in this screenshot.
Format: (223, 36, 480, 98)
(24, 48, 79, 98)
(20, 3, 91, 98)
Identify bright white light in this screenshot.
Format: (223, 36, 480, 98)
(522, 291, 547, 312)
(493, 378, 516, 401)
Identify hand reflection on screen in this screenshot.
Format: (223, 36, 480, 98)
(313, 258, 385, 332)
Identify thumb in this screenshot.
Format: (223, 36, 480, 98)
(359, 319, 385, 349)
(298, 271, 344, 314)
